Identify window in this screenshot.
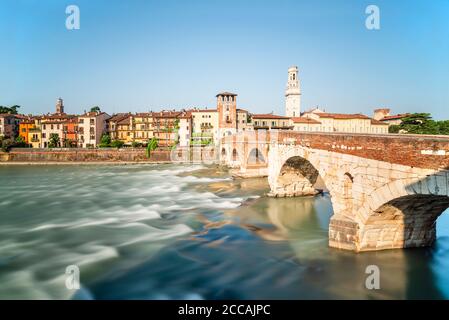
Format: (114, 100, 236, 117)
(90, 119, 95, 125)
(51, 125, 54, 130)
(79, 119, 84, 124)
(42, 133, 46, 138)
(22, 128, 26, 132)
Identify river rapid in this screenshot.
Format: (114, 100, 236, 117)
(1, 164, 449, 299)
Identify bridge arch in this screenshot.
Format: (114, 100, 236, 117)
(351, 172, 449, 251)
(268, 145, 332, 197)
(269, 155, 324, 197)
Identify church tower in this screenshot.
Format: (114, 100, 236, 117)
(56, 98, 64, 114)
(285, 66, 301, 117)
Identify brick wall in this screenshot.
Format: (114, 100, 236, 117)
(276, 132, 449, 170)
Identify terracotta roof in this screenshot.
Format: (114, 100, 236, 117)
(291, 117, 321, 124)
(371, 119, 389, 125)
(252, 113, 290, 120)
(40, 113, 76, 120)
(152, 111, 181, 118)
(313, 113, 371, 120)
(133, 112, 153, 117)
(0, 113, 29, 119)
(117, 116, 131, 125)
(108, 113, 131, 122)
(80, 111, 107, 117)
(380, 113, 410, 121)
(237, 108, 248, 113)
(216, 92, 237, 97)
(192, 109, 217, 113)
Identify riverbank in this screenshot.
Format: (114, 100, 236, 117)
(0, 161, 179, 166)
(0, 147, 217, 163)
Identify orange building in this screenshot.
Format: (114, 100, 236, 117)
(19, 120, 36, 144)
(62, 117, 78, 147)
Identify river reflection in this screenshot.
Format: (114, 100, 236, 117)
(0, 164, 448, 299)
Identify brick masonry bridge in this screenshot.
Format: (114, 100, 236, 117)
(219, 131, 449, 252)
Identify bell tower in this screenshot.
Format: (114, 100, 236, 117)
(56, 98, 64, 114)
(285, 66, 301, 117)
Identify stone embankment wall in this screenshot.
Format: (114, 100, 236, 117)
(0, 147, 218, 163)
(0, 148, 170, 162)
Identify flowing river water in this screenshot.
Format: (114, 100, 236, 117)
(1, 164, 449, 299)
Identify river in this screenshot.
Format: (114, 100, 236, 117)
(0, 164, 449, 299)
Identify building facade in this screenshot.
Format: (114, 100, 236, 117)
(302, 108, 389, 134)
(252, 114, 292, 130)
(78, 111, 110, 148)
(0, 114, 22, 138)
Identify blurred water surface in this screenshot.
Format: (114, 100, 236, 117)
(0, 164, 449, 299)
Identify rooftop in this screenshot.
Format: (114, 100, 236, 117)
(252, 113, 290, 120)
(216, 92, 237, 97)
(291, 117, 321, 124)
(380, 113, 410, 121)
(312, 113, 371, 120)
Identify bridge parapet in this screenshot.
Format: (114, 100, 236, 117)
(274, 131, 449, 170)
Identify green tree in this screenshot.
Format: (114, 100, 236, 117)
(99, 134, 111, 147)
(63, 138, 75, 148)
(438, 120, 449, 135)
(48, 133, 60, 148)
(388, 125, 400, 134)
(0, 105, 20, 114)
(111, 140, 124, 148)
(1, 137, 14, 152)
(395, 113, 449, 135)
(131, 141, 142, 148)
(146, 137, 158, 158)
(90, 106, 101, 113)
(14, 136, 28, 148)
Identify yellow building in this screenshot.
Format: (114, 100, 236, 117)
(116, 115, 133, 144)
(130, 113, 154, 144)
(28, 127, 42, 148)
(291, 117, 322, 131)
(191, 109, 219, 144)
(302, 108, 389, 134)
(252, 114, 293, 130)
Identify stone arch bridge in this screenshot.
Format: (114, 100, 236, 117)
(220, 131, 449, 252)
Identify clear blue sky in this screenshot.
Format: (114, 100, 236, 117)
(1, 0, 448, 119)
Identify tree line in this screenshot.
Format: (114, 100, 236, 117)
(389, 113, 449, 135)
